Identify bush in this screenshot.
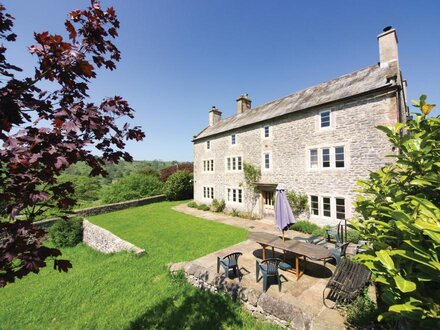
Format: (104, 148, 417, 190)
(160, 162, 193, 182)
(49, 218, 83, 248)
(286, 190, 309, 217)
(211, 199, 225, 213)
(187, 201, 198, 208)
(230, 209, 239, 217)
(290, 220, 326, 236)
(100, 173, 163, 204)
(346, 229, 362, 243)
(163, 170, 193, 201)
(350, 96, 440, 325)
(344, 288, 379, 328)
(197, 204, 210, 211)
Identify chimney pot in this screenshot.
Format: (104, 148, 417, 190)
(209, 106, 222, 126)
(377, 27, 399, 69)
(236, 93, 252, 114)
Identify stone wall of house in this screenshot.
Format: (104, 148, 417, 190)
(170, 262, 310, 329)
(82, 219, 145, 255)
(193, 91, 398, 226)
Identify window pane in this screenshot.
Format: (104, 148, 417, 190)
(203, 187, 206, 198)
(320, 111, 330, 128)
(227, 188, 231, 201)
(237, 156, 242, 170)
(232, 157, 236, 170)
(323, 197, 331, 217)
(207, 141, 210, 149)
(233, 189, 236, 202)
(311, 195, 319, 215)
(310, 149, 318, 168)
(210, 159, 214, 171)
(231, 134, 236, 145)
(211, 187, 214, 199)
(336, 198, 345, 219)
(227, 158, 231, 171)
(264, 126, 269, 138)
(203, 161, 206, 172)
(264, 153, 270, 169)
(322, 148, 330, 167)
(238, 189, 242, 203)
(335, 146, 344, 168)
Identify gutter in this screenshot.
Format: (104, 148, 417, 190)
(192, 83, 397, 142)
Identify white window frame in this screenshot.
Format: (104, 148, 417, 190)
(263, 125, 270, 139)
(310, 195, 319, 216)
(226, 187, 243, 204)
(262, 152, 271, 171)
(322, 196, 332, 218)
(335, 146, 345, 168)
(226, 156, 243, 172)
(206, 140, 211, 150)
(309, 149, 318, 169)
(335, 197, 346, 220)
(322, 148, 331, 168)
(319, 110, 331, 129)
(306, 145, 347, 170)
(203, 159, 214, 172)
(231, 134, 237, 145)
(203, 186, 214, 199)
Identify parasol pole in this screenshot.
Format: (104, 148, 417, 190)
(282, 230, 285, 242)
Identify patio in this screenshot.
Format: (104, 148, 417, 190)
(171, 204, 347, 329)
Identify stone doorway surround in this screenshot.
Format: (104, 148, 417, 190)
(171, 203, 346, 329)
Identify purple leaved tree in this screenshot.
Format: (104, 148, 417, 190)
(0, 1, 145, 287)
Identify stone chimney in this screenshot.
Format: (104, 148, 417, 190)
(378, 26, 399, 69)
(236, 94, 251, 114)
(209, 106, 222, 126)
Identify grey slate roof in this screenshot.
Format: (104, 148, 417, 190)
(193, 64, 398, 141)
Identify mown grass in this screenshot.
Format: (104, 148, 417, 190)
(0, 201, 278, 329)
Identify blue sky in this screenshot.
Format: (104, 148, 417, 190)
(3, 1, 440, 161)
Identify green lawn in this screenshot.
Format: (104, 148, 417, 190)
(0, 201, 278, 329)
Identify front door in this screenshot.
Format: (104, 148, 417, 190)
(262, 190, 275, 220)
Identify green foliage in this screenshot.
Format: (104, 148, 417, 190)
(1, 202, 274, 329)
(346, 229, 362, 243)
(290, 220, 327, 236)
(101, 174, 163, 204)
(350, 96, 440, 326)
(285, 190, 309, 217)
(243, 162, 261, 217)
(58, 174, 102, 202)
(163, 170, 193, 201)
(48, 218, 83, 248)
(211, 199, 225, 213)
(197, 204, 210, 211)
(187, 201, 198, 208)
(230, 208, 240, 217)
(344, 288, 379, 328)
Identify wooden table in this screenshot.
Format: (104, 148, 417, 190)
(248, 232, 332, 280)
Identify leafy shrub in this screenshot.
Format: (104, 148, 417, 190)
(101, 174, 163, 204)
(58, 173, 102, 202)
(290, 220, 326, 236)
(230, 209, 239, 217)
(344, 288, 379, 328)
(350, 96, 440, 326)
(286, 190, 309, 217)
(197, 204, 210, 211)
(187, 201, 198, 208)
(49, 218, 83, 248)
(160, 162, 194, 182)
(211, 199, 225, 212)
(346, 229, 362, 243)
(163, 170, 193, 201)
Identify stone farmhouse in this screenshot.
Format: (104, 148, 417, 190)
(192, 28, 408, 225)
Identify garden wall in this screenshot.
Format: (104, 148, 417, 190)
(170, 262, 309, 329)
(82, 219, 145, 255)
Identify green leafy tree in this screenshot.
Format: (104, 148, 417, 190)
(163, 170, 193, 201)
(286, 190, 309, 217)
(350, 95, 440, 328)
(242, 162, 261, 218)
(101, 174, 163, 204)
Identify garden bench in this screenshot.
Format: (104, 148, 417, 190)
(323, 258, 371, 308)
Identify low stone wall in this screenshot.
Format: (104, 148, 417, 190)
(75, 194, 166, 217)
(169, 262, 310, 329)
(82, 219, 145, 255)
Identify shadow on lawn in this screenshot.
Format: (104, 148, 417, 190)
(126, 288, 244, 330)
